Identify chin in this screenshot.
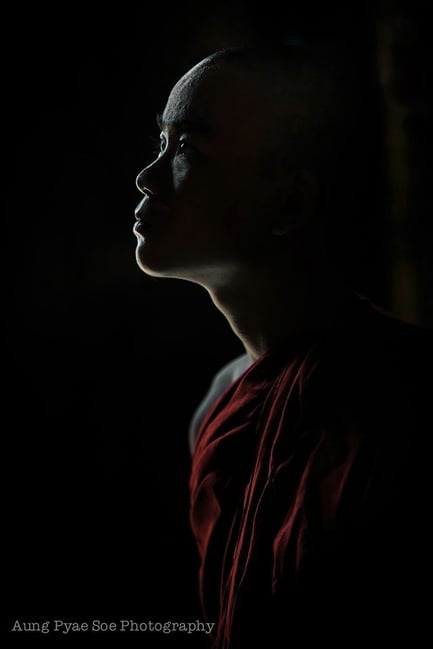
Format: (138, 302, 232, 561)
(135, 246, 184, 280)
(135, 252, 208, 287)
(134, 239, 226, 286)
(134, 237, 165, 276)
(135, 251, 165, 278)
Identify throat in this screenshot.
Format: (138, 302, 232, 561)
(206, 266, 352, 361)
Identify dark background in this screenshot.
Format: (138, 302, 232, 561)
(5, 0, 432, 645)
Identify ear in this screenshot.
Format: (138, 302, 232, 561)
(270, 169, 319, 236)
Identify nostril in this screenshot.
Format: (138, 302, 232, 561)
(136, 174, 156, 198)
(135, 170, 153, 194)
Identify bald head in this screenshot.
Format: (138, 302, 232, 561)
(177, 45, 354, 178)
(162, 51, 314, 167)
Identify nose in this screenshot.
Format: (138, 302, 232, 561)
(136, 167, 151, 195)
(136, 152, 168, 198)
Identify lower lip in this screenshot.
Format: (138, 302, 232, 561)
(133, 220, 152, 236)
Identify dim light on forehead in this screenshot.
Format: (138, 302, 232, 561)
(156, 112, 213, 137)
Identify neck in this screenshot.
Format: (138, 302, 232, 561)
(204, 258, 352, 361)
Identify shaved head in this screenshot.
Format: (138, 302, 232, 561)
(190, 44, 356, 179)
(178, 43, 373, 278)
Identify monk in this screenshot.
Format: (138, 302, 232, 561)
(134, 44, 433, 648)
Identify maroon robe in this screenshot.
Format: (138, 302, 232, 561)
(190, 295, 433, 647)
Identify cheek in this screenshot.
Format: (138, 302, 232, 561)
(171, 161, 191, 193)
(225, 186, 277, 260)
(172, 168, 235, 228)
(219, 176, 266, 232)
(169, 161, 267, 249)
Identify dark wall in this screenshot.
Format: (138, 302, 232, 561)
(5, 1, 432, 644)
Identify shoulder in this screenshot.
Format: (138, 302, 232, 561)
(188, 352, 252, 454)
(209, 352, 253, 389)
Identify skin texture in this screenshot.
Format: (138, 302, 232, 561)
(134, 51, 351, 359)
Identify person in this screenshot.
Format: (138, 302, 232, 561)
(133, 43, 433, 648)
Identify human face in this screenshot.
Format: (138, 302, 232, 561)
(134, 61, 285, 287)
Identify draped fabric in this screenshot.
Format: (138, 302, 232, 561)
(189, 296, 433, 648)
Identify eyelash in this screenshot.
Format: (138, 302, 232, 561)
(148, 136, 194, 158)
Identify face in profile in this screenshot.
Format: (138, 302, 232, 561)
(134, 59, 292, 286)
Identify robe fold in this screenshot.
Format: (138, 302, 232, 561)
(189, 296, 433, 647)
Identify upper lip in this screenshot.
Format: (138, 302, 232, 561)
(135, 196, 168, 221)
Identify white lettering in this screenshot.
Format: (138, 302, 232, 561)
(206, 622, 216, 635)
(92, 620, 117, 632)
(52, 620, 88, 633)
(11, 620, 50, 633)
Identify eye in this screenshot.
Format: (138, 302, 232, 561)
(177, 140, 195, 156)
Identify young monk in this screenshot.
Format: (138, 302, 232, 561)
(134, 44, 433, 648)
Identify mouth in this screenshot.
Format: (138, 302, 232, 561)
(133, 218, 152, 235)
(134, 196, 168, 235)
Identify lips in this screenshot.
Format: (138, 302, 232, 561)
(134, 196, 168, 233)
(133, 219, 152, 235)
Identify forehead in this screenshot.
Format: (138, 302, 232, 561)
(161, 62, 274, 139)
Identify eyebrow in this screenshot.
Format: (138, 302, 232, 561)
(156, 112, 213, 137)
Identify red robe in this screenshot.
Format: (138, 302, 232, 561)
(190, 296, 433, 647)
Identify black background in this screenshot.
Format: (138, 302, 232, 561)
(5, 0, 432, 645)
